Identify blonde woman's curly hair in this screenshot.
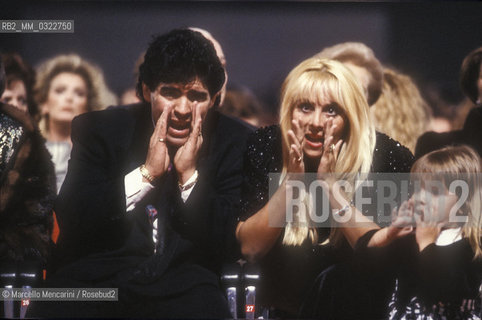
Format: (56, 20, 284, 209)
(371, 68, 432, 153)
(35, 54, 117, 135)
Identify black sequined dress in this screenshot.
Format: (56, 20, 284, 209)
(239, 125, 414, 318)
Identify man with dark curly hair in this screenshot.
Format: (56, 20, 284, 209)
(32, 28, 252, 318)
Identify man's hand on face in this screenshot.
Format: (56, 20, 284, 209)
(144, 104, 172, 182)
(143, 79, 214, 185)
(174, 103, 203, 184)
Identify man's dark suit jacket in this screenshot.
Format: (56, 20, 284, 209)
(44, 102, 252, 317)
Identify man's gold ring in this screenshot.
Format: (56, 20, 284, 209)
(159, 138, 166, 143)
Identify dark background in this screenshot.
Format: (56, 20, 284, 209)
(1, 1, 481, 115)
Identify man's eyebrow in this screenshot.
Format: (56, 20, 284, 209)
(160, 86, 180, 92)
(187, 90, 208, 100)
(190, 88, 208, 93)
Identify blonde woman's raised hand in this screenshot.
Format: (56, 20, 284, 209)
(318, 118, 343, 177)
(287, 118, 305, 174)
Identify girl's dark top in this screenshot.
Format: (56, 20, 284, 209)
(239, 125, 414, 318)
(390, 235, 482, 320)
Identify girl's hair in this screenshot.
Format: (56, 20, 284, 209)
(411, 145, 482, 259)
(371, 68, 432, 153)
(35, 54, 117, 136)
(279, 58, 376, 246)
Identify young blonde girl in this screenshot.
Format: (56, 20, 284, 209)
(373, 145, 482, 319)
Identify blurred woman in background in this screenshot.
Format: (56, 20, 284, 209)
(35, 54, 117, 192)
(371, 68, 432, 153)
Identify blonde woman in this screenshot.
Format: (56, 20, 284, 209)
(371, 68, 432, 153)
(35, 54, 117, 192)
(236, 58, 414, 318)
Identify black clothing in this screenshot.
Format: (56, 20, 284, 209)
(0, 103, 55, 264)
(415, 106, 482, 159)
(239, 125, 414, 318)
(0, 103, 56, 318)
(31, 103, 252, 318)
(390, 235, 482, 319)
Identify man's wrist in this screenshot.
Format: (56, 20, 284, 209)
(178, 168, 196, 185)
(140, 164, 156, 184)
(178, 170, 198, 190)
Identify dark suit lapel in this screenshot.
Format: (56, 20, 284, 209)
(190, 108, 218, 195)
(197, 108, 218, 167)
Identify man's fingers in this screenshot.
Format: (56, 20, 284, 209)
(183, 104, 202, 148)
(191, 102, 197, 129)
(145, 105, 173, 178)
(193, 115, 203, 150)
(153, 105, 172, 143)
(189, 114, 202, 145)
(164, 153, 171, 169)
